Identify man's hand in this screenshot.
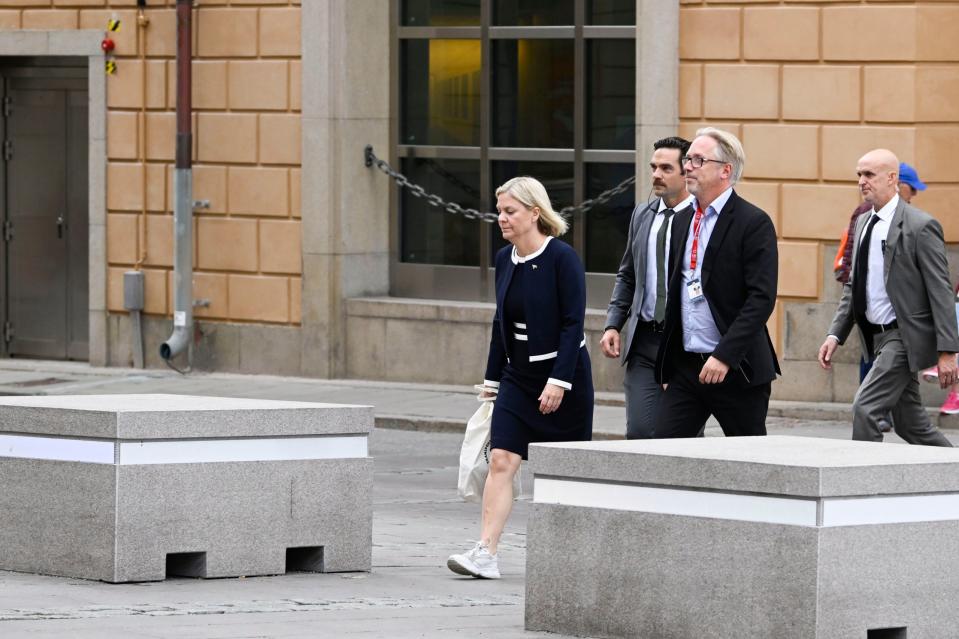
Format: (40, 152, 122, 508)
(538, 383, 566, 414)
(600, 328, 621, 358)
(698, 356, 729, 384)
(938, 352, 958, 389)
(818, 336, 839, 370)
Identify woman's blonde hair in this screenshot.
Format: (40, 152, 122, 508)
(495, 176, 569, 237)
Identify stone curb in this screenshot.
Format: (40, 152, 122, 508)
(766, 402, 959, 430)
(1, 357, 955, 433)
(599, 395, 959, 430)
(374, 414, 624, 440)
(374, 408, 958, 437)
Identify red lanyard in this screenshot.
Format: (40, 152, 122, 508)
(690, 205, 705, 270)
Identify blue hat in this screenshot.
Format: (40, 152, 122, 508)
(899, 162, 927, 191)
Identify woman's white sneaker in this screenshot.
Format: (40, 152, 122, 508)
(447, 542, 500, 579)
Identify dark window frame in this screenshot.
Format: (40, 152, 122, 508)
(390, 0, 637, 306)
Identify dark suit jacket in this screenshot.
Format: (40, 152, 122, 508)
(605, 198, 694, 365)
(484, 238, 588, 388)
(655, 189, 781, 386)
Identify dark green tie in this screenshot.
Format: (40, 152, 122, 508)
(654, 208, 675, 323)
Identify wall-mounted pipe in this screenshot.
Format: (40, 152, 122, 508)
(126, 0, 149, 368)
(159, 0, 193, 364)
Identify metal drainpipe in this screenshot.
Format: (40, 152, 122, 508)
(159, 0, 193, 364)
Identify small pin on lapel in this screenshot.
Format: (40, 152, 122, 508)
(531, 264, 537, 270)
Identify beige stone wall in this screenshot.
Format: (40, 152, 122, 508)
(680, 0, 959, 401)
(5, 1, 302, 326)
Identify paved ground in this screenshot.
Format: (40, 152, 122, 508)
(0, 359, 956, 637)
(0, 428, 541, 638)
(0, 358, 952, 439)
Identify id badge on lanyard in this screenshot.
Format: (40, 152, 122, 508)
(687, 279, 704, 302)
(687, 206, 706, 303)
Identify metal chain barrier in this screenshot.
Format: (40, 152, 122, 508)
(364, 145, 636, 223)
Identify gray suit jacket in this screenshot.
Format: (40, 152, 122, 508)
(828, 198, 959, 372)
(605, 198, 691, 365)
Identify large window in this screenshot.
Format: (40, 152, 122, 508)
(401, 39, 481, 146)
(393, 0, 636, 304)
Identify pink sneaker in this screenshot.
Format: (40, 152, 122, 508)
(922, 366, 939, 383)
(941, 391, 959, 415)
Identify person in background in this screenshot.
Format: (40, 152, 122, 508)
(819, 150, 958, 445)
(833, 162, 936, 427)
(601, 136, 693, 438)
(900, 167, 959, 415)
(921, 282, 959, 414)
(447, 176, 594, 579)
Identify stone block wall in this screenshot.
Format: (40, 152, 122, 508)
(1, 1, 396, 377)
(345, 298, 627, 393)
(8, 1, 958, 403)
(3, 1, 304, 328)
(679, 0, 959, 401)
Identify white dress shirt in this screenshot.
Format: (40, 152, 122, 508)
(681, 187, 733, 353)
(861, 194, 898, 325)
(640, 194, 695, 322)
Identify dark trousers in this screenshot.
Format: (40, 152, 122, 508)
(654, 350, 770, 438)
(623, 325, 664, 439)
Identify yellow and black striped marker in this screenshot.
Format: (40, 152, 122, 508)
(105, 60, 117, 75)
(107, 18, 121, 32)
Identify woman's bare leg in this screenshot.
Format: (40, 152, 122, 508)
(479, 448, 522, 554)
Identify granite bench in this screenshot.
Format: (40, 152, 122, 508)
(526, 435, 959, 639)
(0, 394, 373, 583)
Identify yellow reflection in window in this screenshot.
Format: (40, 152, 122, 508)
(428, 39, 480, 146)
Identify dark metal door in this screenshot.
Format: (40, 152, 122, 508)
(1, 63, 88, 360)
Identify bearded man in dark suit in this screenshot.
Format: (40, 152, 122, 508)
(601, 136, 693, 439)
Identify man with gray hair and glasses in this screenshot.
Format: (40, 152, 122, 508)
(653, 127, 780, 438)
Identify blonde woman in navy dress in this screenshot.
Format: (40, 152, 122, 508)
(447, 176, 594, 579)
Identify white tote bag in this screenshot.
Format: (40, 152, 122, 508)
(457, 387, 521, 502)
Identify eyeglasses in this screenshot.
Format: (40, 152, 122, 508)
(681, 156, 728, 169)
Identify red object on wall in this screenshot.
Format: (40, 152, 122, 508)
(101, 38, 115, 53)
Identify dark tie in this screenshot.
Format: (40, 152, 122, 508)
(654, 208, 675, 323)
(853, 213, 880, 321)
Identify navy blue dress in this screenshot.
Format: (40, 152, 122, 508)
(485, 238, 593, 459)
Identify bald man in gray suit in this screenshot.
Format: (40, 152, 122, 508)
(819, 149, 959, 445)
